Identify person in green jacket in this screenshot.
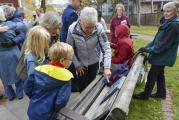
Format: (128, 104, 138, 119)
(133, 1, 179, 100)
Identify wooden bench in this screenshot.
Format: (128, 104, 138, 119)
(58, 54, 145, 120)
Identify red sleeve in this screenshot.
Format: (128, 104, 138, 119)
(112, 42, 132, 64)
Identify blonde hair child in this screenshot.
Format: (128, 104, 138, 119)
(24, 42, 74, 120)
(48, 41, 74, 68)
(24, 26, 50, 76)
(25, 26, 50, 63)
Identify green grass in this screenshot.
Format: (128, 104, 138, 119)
(127, 39, 164, 120)
(131, 26, 158, 36)
(165, 57, 179, 120)
(127, 39, 179, 120)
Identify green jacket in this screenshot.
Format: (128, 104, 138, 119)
(145, 18, 179, 67)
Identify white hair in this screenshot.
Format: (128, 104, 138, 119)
(80, 7, 98, 25)
(0, 7, 6, 21)
(163, 1, 179, 12)
(2, 5, 16, 19)
(18, 7, 27, 15)
(39, 12, 60, 29)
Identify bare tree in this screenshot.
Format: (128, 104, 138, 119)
(41, 0, 46, 12)
(151, 0, 154, 13)
(137, 0, 141, 26)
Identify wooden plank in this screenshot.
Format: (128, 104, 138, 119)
(106, 54, 144, 120)
(58, 75, 102, 120)
(85, 77, 126, 120)
(68, 75, 102, 109)
(59, 107, 88, 120)
(74, 79, 104, 114)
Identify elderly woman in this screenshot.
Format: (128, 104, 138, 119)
(38, 12, 60, 45)
(67, 7, 112, 92)
(133, 1, 179, 100)
(3, 5, 27, 48)
(0, 7, 25, 101)
(110, 4, 130, 44)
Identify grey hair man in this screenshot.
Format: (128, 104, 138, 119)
(67, 7, 112, 92)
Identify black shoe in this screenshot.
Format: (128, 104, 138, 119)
(9, 96, 15, 101)
(17, 96, 23, 100)
(0, 94, 3, 99)
(133, 92, 149, 100)
(150, 93, 166, 99)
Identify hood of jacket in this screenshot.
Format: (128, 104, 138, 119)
(33, 65, 73, 90)
(115, 25, 130, 39)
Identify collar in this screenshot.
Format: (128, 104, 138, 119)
(49, 60, 64, 68)
(72, 20, 98, 38)
(68, 4, 76, 11)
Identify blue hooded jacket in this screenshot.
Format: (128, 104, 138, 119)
(24, 65, 73, 120)
(0, 20, 25, 45)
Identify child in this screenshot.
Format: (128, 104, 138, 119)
(111, 25, 134, 65)
(24, 42, 74, 120)
(24, 26, 50, 77)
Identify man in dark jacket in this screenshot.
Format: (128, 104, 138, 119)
(60, 0, 81, 42)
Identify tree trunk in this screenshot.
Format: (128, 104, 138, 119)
(41, 0, 46, 13)
(151, 0, 154, 13)
(137, 0, 141, 27)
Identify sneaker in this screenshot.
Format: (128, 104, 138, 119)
(0, 94, 3, 99)
(133, 92, 149, 100)
(17, 96, 23, 100)
(9, 96, 15, 101)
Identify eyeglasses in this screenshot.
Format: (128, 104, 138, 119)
(65, 58, 73, 61)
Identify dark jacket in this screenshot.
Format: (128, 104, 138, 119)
(110, 15, 130, 44)
(0, 20, 25, 45)
(111, 25, 134, 65)
(24, 65, 73, 120)
(60, 5, 78, 42)
(144, 17, 179, 66)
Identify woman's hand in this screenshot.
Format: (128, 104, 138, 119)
(103, 68, 111, 83)
(76, 66, 85, 76)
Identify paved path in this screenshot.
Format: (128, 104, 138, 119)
(161, 89, 174, 120)
(133, 33, 179, 53)
(0, 97, 29, 120)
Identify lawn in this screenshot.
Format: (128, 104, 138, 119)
(128, 39, 179, 120)
(131, 26, 158, 36)
(127, 39, 164, 120)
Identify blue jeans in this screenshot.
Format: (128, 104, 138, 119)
(4, 80, 24, 100)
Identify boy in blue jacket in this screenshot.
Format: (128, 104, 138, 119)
(24, 42, 74, 120)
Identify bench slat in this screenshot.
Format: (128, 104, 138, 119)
(59, 107, 88, 120)
(74, 79, 104, 114)
(85, 77, 126, 119)
(68, 75, 102, 109)
(106, 55, 144, 120)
